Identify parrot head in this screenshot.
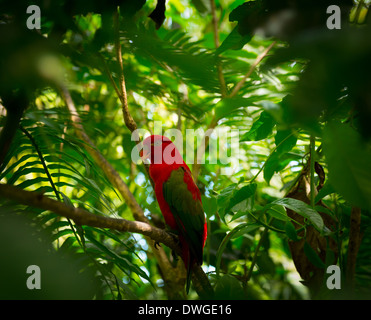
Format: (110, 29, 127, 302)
(140, 135, 183, 165)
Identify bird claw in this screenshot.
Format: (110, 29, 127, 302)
(171, 249, 179, 262)
(165, 230, 180, 264)
(154, 241, 161, 249)
(166, 230, 180, 244)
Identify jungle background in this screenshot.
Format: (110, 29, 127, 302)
(1, 0, 371, 300)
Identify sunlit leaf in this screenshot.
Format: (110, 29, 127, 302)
(271, 198, 325, 234)
(240, 111, 275, 141)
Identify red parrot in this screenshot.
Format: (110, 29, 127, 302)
(141, 135, 207, 293)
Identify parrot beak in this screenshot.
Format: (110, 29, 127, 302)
(140, 147, 151, 162)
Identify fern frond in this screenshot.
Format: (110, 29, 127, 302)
(120, 25, 221, 93)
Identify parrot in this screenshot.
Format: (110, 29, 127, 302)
(140, 135, 207, 294)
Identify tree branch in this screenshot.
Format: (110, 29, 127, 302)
(0, 183, 179, 253)
(59, 84, 176, 270)
(0, 182, 213, 297)
(59, 85, 146, 223)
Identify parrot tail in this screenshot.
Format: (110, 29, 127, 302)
(180, 236, 193, 294)
(186, 258, 192, 294)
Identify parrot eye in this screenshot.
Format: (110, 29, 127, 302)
(153, 140, 162, 147)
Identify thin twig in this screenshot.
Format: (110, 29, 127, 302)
(230, 41, 276, 98)
(210, 0, 227, 97)
(113, 9, 137, 135)
(193, 18, 275, 183)
(245, 221, 271, 284)
(192, 118, 218, 182)
(99, 54, 122, 103)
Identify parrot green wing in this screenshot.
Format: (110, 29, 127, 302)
(162, 166, 205, 264)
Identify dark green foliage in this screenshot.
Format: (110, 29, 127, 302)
(0, 212, 100, 299)
(0, 0, 371, 300)
(230, 0, 353, 39)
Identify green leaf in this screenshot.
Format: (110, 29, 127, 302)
(257, 101, 282, 123)
(229, 1, 264, 37)
(214, 274, 245, 300)
(263, 151, 279, 184)
(314, 205, 334, 220)
(323, 122, 371, 210)
(216, 26, 252, 55)
(230, 209, 250, 222)
(315, 181, 335, 203)
(87, 227, 140, 261)
(128, 27, 220, 93)
(231, 222, 260, 239)
(217, 184, 237, 221)
(285, 221, 299, 241)
(111, 272, 139, 300)
(201, 195, 217, 218)
(60, 192, 74, 208)
(7, 166, 45, 185)
(0, 153, 38, 180)
(267, 204, 289, 221)
(226, 183, 256, 212)
(190, 0, 210, 14)
(84, 229, 152, 284)
(215, 97, 253, 120)
(304, 242, 325, 269)
(16, 177, 50, 189)
(51, 229, 74, 242)
(256, 251, 276, 276)
(272, 198, 325, 233)
(240, 111, 275, 141)
(275, 130, 297, 155)
(216, 223, 255, 277)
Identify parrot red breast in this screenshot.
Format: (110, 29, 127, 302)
(141, 135, 207, 294)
